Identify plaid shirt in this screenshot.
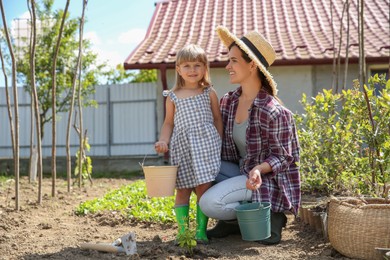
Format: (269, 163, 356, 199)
(220, 87, 301, 214)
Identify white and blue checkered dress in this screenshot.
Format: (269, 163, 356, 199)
(169, 87, 221, 189)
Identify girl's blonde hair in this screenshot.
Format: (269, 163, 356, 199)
(173, 44, 211, 90)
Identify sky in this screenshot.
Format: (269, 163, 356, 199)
(2, 0, 157, 74)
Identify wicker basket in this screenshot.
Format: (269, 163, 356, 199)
(328, 197, 390, 260)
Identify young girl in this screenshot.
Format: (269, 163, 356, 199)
(155, 44, 223, 244)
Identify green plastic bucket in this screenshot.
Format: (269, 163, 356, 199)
(235, 202, 271, 241)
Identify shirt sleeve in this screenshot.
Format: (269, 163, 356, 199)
(263, 107, 295, 176)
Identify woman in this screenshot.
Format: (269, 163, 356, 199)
(199, 26, 301, 245)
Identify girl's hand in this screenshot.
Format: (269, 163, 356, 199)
(155, 141, 168, 153)
(246, 168, 262, 190)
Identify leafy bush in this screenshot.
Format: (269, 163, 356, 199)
(75, 180, 197, 224)
(296, 74, 390, 197)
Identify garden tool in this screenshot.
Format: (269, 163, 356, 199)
(120, 232, 137, 255)
(375, 248, 390, 258)
(79, 242, 125, 254)
(79, 232, 137, 255)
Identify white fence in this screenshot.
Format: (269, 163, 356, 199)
(0, 83, 158, 158)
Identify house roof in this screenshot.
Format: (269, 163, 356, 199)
(124, 0, 390, 70)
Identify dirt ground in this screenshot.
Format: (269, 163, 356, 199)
(0, 176, 353, 260)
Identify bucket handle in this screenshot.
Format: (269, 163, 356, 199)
(244, 189, 264, 209)
(139, 149, 156, 168)
(138, 154, 147, 169)
(139, 149, 180, 168)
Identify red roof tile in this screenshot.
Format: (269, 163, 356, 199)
(124, 0, 390, 69)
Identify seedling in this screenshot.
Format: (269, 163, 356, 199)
(176, 221, 197, 256)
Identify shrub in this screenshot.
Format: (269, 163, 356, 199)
(296, 74, 390, 197)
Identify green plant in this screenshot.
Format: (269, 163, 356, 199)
(296, 75, 390, 197)
(359, 75, 390, 197)
(176, 221, 197, 256)
(75, 180, 197, 224)
(74, 137, 92, 185)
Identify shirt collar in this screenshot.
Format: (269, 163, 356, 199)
(231, 86, 270, 108)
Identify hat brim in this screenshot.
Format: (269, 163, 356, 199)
(216, 26, 277, 96)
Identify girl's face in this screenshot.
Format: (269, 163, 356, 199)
(226, 45, 253, 84)
(176, 61, 206, 87)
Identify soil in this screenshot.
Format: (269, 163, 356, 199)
(0, 176, 353, 260)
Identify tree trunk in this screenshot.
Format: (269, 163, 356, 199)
(0, 0, 20, 210)
(77, 82, 84, 188)
(77, 0, 89, 188)
(0, 49, 15, 156)
(336, 2, 347, 94)
(28, 2, 34, 183)
(343, 0, 350, 91)
(66, 0, 88, 192)
(27, 0, 35, 183)
(358, 0, 366, 87)
(51, 0, 70, 197)
(28, 0, 43, 204)
(330, 1, 336, 92)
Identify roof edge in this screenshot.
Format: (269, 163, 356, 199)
(124, 57, 389, 70)
(123, 1, 162, 66)
(123, 63, 176, 70)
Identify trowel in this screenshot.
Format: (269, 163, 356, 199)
(80, 232, 137, 255)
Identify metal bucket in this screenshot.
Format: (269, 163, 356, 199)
(235, 202, 271, 241)
(142, 165, 178, 197)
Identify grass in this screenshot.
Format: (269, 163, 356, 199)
(0, 175, 11, 182)
(0, 175, 13, 186)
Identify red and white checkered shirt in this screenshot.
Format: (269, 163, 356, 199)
(220, 87, 301, 214)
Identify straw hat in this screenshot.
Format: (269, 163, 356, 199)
(216, 26, 277, 96)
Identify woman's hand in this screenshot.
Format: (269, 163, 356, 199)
(155, 141, 168, 153)
(246, 168, 262, 190)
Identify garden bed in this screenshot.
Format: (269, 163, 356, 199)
(0, 177, 351, 260)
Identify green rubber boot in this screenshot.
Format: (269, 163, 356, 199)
(195, 204, 209, 244)
(258, 212, 287, 245)
(174, 205, 189, 240)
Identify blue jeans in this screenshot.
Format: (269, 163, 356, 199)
(199, 161, 252, 220)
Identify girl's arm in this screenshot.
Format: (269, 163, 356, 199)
(155, 96, 175, 153)
(209, 88, 223, 138)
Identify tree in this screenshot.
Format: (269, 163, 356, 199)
(358, 0, 366, 87)
(103, 64, 157, 84)
(15, 0, 104, 138)
(66, 0, 88, 192)
(131, 69, 157, 83)
(27, 0, 44, 204)
(50, 0, 70, 197)
(0, 0, 20, 210)
(103, 64, 135, 84)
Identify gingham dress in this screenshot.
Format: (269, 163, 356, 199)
(169, 87, 221, 189)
